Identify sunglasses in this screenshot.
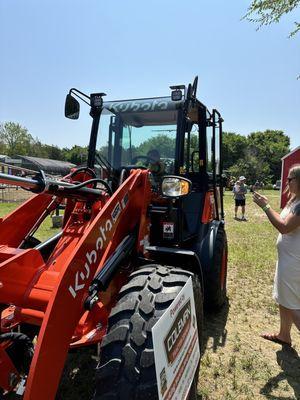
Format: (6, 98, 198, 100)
(288, 177, 296, 183)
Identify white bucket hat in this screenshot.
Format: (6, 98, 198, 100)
(239, 176, 246, 181)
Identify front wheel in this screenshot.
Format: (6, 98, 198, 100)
(93, 264, 203, 400)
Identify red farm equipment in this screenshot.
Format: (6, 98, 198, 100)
(0, 77, 228, 399)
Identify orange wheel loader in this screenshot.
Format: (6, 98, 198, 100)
(0, 77, 227, 399)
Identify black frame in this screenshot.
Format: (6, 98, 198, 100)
(173, 91, 224, 223)
(70, 79, 225, 226)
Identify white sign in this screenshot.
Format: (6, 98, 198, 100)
(153, 277, 200, 400)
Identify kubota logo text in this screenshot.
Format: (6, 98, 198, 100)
(68, 195, 128, 298)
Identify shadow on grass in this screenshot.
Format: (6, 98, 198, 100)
(56, 347, 98, 400)
(260, 346, 300, 399)
(233, 216, 248, 222)
(2, 349, 98, 400)
(202, 298, 230, 353)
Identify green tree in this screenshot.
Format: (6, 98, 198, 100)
(136, 134, 176, 158)
(247, 130, 290, 181)
(245, 0, 300, 37)
(222, 132, 248, 170)
(0, 122, 36, 156)
(0, 139, 7, 155)
(42, 144, 64, 160)
(30, 139, 49, 158)
(229, 154, 270, 184)
(63, 145, 88, 165)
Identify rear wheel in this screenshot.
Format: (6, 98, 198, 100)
(93, 264, 203, 400)
(204, 228, 228, 310)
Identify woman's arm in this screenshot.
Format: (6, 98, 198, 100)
(253, 192, 300, 234)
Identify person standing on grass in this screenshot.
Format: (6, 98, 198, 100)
(233, 176, 247, 220)
(253, 164, 300, 347)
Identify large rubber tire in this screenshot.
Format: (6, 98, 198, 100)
(204, 228, 228, 311)
(93, 264, 203, 400)
(0, 333, 33, 374)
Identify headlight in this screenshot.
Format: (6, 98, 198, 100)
(161, 176, 191, 198)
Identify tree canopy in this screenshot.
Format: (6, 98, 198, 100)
(0, 121, 291, 184)
(245, 0, 300, 37)
(136, 134, 175, 158)
(62, 145, 88, 165)
(247, 130, 290, 179)
(0, 122, 89, 164)
(225, 129, 290, 183)
(0, 122, 35, 156)
(222, 132, 248, 170)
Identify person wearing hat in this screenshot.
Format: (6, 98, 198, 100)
(233, 176, 248, 220)
(147, 149, 165, 176)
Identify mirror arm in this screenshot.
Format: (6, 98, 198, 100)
(69, 88, 91, 106)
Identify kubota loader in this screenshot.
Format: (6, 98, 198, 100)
(0, 77, 227, 399)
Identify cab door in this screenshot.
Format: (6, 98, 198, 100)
(212, 109, 224, 220)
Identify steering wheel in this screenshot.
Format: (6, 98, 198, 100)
(131, 155, 156, 165)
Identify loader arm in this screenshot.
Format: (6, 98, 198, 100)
(0, 169, 151, 399)
(24, 169, 151, 400)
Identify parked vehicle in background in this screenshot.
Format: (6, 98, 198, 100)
(273, 180, 281, 190)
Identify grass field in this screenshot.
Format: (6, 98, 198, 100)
(1, 190, 300, 399)
(199, 190, 300, 400)
(0, 201, 60, 241)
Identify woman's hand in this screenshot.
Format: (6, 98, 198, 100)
(253, 191, 268, 208)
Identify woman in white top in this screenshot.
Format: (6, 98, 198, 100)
(253, 164, 300, 346)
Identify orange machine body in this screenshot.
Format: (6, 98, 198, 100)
(0, 169, 151, 399)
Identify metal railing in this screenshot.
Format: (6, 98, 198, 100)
(0, 162, 37, 203)
(0, 185, 33, 203)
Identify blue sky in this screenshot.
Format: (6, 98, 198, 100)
(0, 0, 299, 150)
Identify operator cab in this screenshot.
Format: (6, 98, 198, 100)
(96, 96, 180, 184)
(65, 78, 224, 245)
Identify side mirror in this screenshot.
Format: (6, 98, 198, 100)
(65, 94, 80, 119)
(161, 176, 191, 198)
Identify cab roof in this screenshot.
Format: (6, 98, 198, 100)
(102, 96, 183, 126)
(102, 96, 204, 126)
